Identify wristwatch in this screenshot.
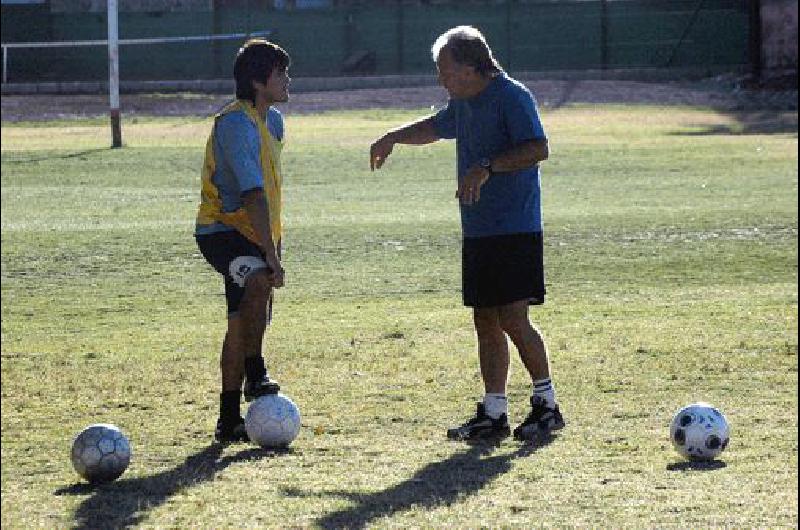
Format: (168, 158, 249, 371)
(478, 157, 493, 174)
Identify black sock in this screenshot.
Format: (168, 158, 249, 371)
(219, 391, 242, 425)
(244, 356, 267, 382)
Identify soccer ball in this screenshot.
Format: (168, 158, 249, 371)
(245, 394, 301, 448)
(669, 402, 730, 461)
(70, 424, 131, 483)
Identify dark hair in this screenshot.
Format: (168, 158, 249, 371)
(234, 39, 290, 103)
(431, 26, 502, 76)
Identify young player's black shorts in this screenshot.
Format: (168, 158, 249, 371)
(462, 232, 546, 308)
(195, 230, 272, 316)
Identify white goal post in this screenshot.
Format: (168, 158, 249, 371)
(108, 0, 120, 147)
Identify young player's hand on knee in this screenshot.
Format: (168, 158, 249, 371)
(267, 265, 285, 289)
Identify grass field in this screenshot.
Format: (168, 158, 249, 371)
(1, 103, 797, 528)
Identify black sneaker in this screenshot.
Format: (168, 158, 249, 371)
(446, 403, 511, 441)
(513, 396, 565, 441)
(214, 417, 249, 443)
(243, 375, 281, 402)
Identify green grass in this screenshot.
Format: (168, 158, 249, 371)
(1, 104, 797, 528)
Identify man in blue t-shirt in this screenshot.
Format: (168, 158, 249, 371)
(369, 26, 564, 442)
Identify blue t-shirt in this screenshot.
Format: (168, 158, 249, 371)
(432, 73, 546, 238)
(196, 106, 284, 236)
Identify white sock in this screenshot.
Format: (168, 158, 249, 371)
(483, 393, 508, 419)
(533, 378, 556, 409)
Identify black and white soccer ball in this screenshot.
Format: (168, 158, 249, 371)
(71, 423, 131, 483)
(245, 393, 301, 448)
(669, 402, 730, 461)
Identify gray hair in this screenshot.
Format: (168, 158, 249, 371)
(431, 25, 503, 75)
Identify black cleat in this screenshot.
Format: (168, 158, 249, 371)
(243, 375, 281, 402)
(446, 403, 511, 441)
(513, 396, 565, 441)
(214, 417, 249, 443)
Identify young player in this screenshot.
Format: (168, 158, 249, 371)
(194, 39, 291, 442)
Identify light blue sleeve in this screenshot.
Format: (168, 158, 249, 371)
(216, 112, 263, 193)
(432, 100, 456, 139)
(267, 107, 284, 141)
(503, 86, 546, 143)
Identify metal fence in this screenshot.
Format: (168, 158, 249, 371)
(0, 0, 753, 83)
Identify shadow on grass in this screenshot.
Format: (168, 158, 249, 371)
(672, 111, 798, 136)
(54, 442, 287, 529)
(666, 460, 727, 471)
(287, 436, 555, 529)
(3, 148, 110, 164)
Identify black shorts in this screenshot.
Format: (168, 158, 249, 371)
(462, 232, 546, 308)
(195, 231, 272, 317)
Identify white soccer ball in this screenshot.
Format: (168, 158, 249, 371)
(669, 402, 730, 461)
(245, 394, 301, 448)
(71, 424, 131, 483)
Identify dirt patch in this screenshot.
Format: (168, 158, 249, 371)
(2, 77, 796, 122)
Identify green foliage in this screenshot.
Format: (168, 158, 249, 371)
(1, 106, 797, 528)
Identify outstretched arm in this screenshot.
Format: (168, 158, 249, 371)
(370, 116, 440, 171)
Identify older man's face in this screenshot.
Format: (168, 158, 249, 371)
(436, 48, 480, 99)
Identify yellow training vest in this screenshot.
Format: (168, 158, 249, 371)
(196, 99, 283, 246)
